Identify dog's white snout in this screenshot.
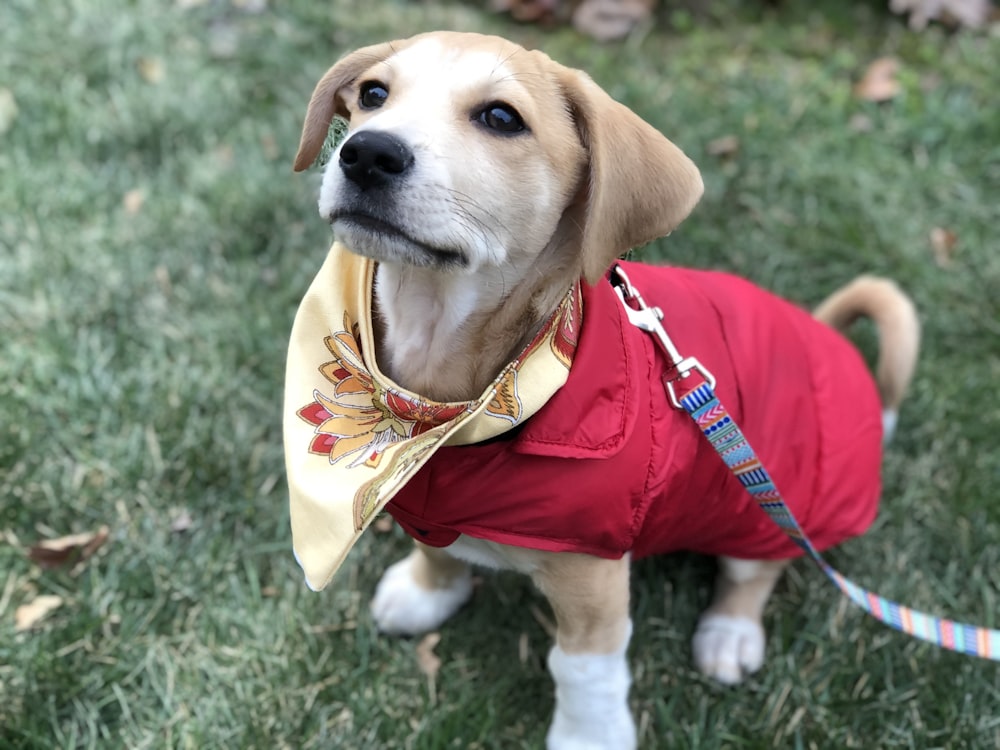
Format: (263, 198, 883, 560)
(339, 130, 414, 191)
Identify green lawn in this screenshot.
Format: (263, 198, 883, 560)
(2, 0, 998, 747)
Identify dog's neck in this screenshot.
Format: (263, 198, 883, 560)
(372, 260, 579, 403)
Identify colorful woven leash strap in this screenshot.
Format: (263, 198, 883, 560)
(610, 264, 1000, 661)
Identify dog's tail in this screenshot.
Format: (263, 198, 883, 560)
(813, 276, 920, 442)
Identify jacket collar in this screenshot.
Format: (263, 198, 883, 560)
(513, 271, 641, 460)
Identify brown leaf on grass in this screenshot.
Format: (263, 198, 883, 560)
(492, 0, 560, 22)
(416, 632, 442, 705)
(136, 57, 165, 84)
(930, 227, 959, 267)
(123, 189, 146, 215)
(416, 632, 442, 678)
(706, 135, 740, 158)
(28, 525, 109, 570)
(15, 595, 63, 631)
(572, 0, 655, 41)
(889, 0, 993, 29)
(170, 509, 194, 533)
(854, 58, 901, 103)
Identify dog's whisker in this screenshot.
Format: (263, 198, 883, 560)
(444, 188, 504, 229)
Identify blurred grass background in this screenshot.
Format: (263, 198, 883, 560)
(1, 0, 998, 747)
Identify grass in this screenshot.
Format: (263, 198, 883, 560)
(1, 0, 998, 747)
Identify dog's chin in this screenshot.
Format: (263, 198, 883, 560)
(331, 214, 467, 270)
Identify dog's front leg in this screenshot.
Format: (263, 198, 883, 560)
(370, 542, 473, 635)
(532, 553, 635, 750)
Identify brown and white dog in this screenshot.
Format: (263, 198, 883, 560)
(291, 31, 919, 749)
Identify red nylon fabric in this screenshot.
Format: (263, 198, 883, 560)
(387, 261, 883, 561)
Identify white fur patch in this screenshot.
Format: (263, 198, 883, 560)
(370, 554, 473, 635)
(719, 557, 765, 584)
(692, 614, 765, 685)
(445, 534, 541, 574)
(545, 621, 636, 750)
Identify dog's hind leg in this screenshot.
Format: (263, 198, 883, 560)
(692, 556, 788, 685)
(532, 553, 636, 750)
(370, 542, 473, 635)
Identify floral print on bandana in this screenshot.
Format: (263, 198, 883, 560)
(297, 312, 472, 469)
(297, 283, 581, 474)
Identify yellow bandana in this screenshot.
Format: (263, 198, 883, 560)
(284, 242, 582, 590)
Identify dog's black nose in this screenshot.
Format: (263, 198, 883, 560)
(339, 131, 414, 190)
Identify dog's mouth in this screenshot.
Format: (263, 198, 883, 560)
(330, 211, 467, 269)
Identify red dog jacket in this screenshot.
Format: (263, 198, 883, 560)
(387, 261, 883, 561)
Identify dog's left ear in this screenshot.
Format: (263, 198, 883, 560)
(293, 40, 409, 172)
(559, 70, 704, 284)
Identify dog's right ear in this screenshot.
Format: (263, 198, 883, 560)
(557, 69, 704, 284)
(293, 41, 406, 172)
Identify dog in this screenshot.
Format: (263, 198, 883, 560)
(285, 31, 920, 749)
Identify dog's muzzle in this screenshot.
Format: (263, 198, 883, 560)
(339, 131, 414, 191)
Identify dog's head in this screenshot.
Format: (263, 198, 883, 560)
(294, 31, 703, 284)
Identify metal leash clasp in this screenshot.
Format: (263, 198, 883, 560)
(609, 263, 716, 409)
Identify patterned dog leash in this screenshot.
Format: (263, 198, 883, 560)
(609, 264, 1000, 661)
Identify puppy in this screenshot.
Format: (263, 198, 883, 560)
(286, 31, 920, 749)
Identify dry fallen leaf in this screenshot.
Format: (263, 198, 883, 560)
(930, 227, 959, 267)
(889, 0, 992, 29)
(28, 525, 110, 570)
(706, 135, 740, 158)
(15, 595, 63, 631)
(170, 509, 194, 533)
(416, 632, 442, 677)
(136, 57, 165, 84)
(854, 58, 902, 103)
(493, 0, 560, 22)
(572, 0, 655, 41)
(416, 632, 442, 704)
(123, 188, 145, 215)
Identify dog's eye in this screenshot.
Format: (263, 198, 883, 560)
(359, 81, 389, 110)
(475, 103, 526, 134)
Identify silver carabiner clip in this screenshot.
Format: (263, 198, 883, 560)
(610, 264, 717, 409)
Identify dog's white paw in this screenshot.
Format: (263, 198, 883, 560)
(545, 633, 636, 750)
(692, 614, 765, 685)
(370, 555, 473, 636)
(546, 703, 636, 750)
